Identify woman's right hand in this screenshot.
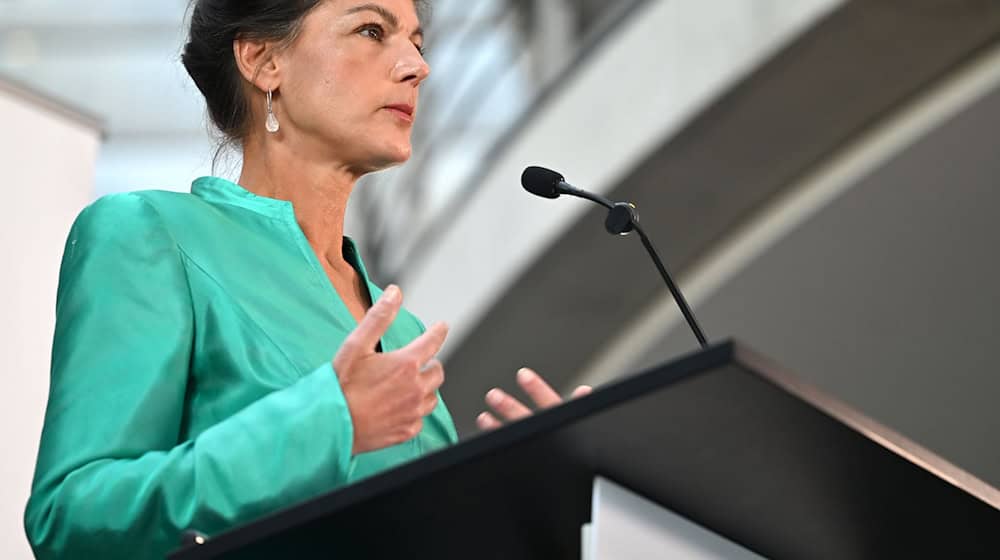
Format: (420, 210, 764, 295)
(333, 285, 449, 455)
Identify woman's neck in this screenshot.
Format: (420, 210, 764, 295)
(238, 136, 360, 273)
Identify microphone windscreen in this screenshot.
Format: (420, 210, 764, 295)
(521, 166, 564, 199)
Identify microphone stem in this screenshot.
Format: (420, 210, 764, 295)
(556, 181, 708, 348)
(633, 223, 709, 349)
(562, 184, 615, 210)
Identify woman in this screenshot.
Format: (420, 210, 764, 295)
(24, 1, 589, 558)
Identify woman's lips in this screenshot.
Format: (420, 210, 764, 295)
(384, 104, 415, 123)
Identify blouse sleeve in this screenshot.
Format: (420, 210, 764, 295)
(24, 193, 356, 559)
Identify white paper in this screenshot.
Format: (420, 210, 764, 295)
(584, 477, 767, 559)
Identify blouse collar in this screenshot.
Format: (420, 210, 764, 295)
(191, 176, 294, 218)
(190, 175, 378, 289)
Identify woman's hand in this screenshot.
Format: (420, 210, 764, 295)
(476, 368, 592, 430)
(333, 285, 449, 455)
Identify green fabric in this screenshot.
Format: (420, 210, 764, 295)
(25, 176, 458, 559)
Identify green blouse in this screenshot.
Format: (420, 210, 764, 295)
(24, 176, 458, 559)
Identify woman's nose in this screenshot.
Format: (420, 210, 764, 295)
(393, 49, 431, 86)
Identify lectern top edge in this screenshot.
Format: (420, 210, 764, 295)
(733, 342, 1000, 510)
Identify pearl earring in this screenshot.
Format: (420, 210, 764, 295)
(265, 89, 280, 133)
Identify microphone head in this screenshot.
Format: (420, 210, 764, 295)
(521, 166, 565, 199)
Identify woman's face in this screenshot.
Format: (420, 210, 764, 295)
(274, 0, 429, 173)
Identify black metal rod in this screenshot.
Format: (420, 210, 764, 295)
(566, 187, 615, 210)
(633, 223, 709, 349)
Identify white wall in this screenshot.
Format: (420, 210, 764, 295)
(401, 0, 843, 356)
(0, 79, 101, 559)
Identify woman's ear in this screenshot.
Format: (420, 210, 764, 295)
(233, 38, 281, 92)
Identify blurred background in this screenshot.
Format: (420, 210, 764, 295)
(3, 0, 1000, 557)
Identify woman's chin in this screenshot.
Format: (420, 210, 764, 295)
(368, 144, 412, 171)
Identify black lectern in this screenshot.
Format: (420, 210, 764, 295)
(170, 341, 999, 559)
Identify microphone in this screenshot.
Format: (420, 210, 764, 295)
(520, 166, 565, 199)
(521, 166, 709, 349)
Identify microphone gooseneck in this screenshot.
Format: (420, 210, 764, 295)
(521, 166, 709, 349)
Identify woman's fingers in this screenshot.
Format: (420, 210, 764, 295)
(476, 411, 503, 431)
(516, 368, 562, 409)
(335, 285, 402, 370)
(478, 372, 596, 432)
(420, 359, 445, 392)
(401, 321, 449, 366)
(485, 388, 532, 421)
(421, 391, 439, 416)
(571, 385, 593, 399)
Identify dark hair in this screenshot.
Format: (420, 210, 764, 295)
(182, 1, 430, 150)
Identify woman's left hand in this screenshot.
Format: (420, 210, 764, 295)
(476, 368, 592, 430)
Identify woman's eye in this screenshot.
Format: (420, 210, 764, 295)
(359, 24, 384, 41)
(414, 44, 425, 56)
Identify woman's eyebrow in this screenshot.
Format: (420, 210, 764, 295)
(343, 3, 424, 39)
